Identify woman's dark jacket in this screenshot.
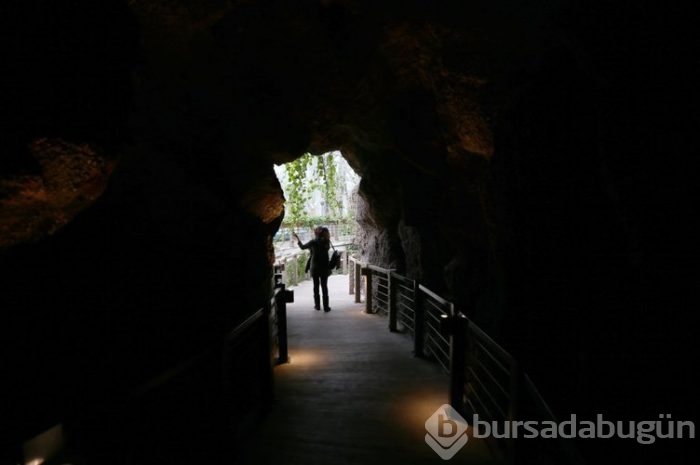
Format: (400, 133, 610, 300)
(298, 238, 331, 277)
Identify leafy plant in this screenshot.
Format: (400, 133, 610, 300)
(277, 151, 359, 236)
(316, 153, 342, 218)
(284, 153, 317, 228)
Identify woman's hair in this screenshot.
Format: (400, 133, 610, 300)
(317, 226, 330, 249)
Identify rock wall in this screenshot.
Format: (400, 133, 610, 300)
(1, 1, 695, 464)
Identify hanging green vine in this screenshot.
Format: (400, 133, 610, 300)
(280, 151, 355, 230)
(284, 152, 316, 228)
(318, 153, 341, 217)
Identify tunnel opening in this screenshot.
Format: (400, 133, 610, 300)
(273, 151, 360, 257)
(271, 150, 360, 288)
(1, 1, 696, 464)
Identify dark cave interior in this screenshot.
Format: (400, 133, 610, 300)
(0, 1, 696, 464)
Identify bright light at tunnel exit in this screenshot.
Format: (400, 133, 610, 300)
(273, 150, 360, 221)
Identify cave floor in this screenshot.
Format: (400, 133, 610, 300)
(242, 274, 501, 465)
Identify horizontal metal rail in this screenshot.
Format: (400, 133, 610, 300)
(353, 260, 584, 465)
(420, 289, 452, 370)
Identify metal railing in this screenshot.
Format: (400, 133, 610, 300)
(222, 307, 274, 444)
(350, 262, 584, 465)
(275, 246, 351, 288)
(127, 282, 291, 462)
(391, 271, 417, 335)
(119, 283, 290, 428)
(275, 250, 310, 287)
(364, 264, 392, 315)
(7, 274, 293, 465)
(268, 283, 290, 365)
(17, 280, 294, 465)
(418, 284, 454, 373)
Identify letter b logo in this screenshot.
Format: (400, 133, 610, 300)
(425, 405, 469, 460)
(438, 414, 458, 437)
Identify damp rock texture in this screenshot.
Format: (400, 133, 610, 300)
(1, 1, 695, 464)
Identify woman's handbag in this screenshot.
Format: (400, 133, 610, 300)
(329, 242, 341, 270)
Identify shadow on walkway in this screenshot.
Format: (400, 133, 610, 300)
(243, 275, 500, 464)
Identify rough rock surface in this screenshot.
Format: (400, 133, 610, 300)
(0, 1, 695, 464)
(0, 139, 114, 247)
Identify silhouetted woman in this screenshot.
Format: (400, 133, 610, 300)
(293, 227, 332, 312)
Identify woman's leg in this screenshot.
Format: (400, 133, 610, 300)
(312, 275, 321, 310)
(321, 274, 330, 311)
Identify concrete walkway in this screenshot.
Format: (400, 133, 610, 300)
(244, 275, 500, 464)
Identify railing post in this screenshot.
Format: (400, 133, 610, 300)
(349, 259, 355, 295)
(275, 284, 289, 364)
(273, 269, 283, 288)
(363, 267, 373, 313)
(413, 281, 424, 357)
(354, 261, 362, 303)
(388, 272, 397, 332)
(449, 310, 468, 416)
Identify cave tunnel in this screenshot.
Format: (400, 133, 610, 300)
(0, 1, 696, 464)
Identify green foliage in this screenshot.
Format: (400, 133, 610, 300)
(316, 153, 342, 218)
(274, 219, 357, 243)
(296, 252, 308, 282)
(281, 251, 304, 286)
(281, 251, 310, 286)
(284, 153, 318, 227)
(288, 258, 297, 286)
(284, 216, 352, 229)
(276, 219, 357, 244)
(280, 152, 350, 228)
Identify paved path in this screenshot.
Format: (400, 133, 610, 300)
(244, 275, 499, 465)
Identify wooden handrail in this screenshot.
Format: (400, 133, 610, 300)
(357, 260, 583, 464)
(128, 349, 213, 401)
(366, 264, 390, 274)
(348, 256, 365, 268)
(467, 316, 515, 365)
(418, 283, 452, 308)
(226, 308, 265, 342)
(390, 271, 414, 285)
(129, 307, 267, 402)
